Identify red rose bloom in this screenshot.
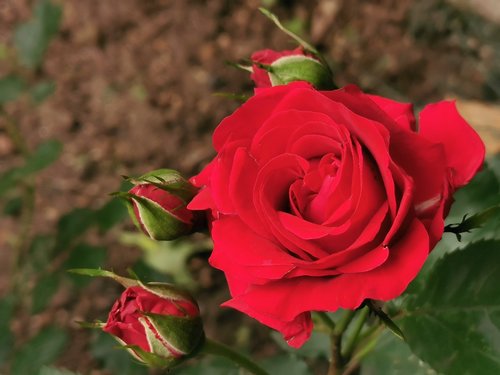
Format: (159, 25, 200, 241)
(188, 82, 484, 347)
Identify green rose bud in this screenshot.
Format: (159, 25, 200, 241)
(122, 169, 198, 241)
(251, 48, 335, 89)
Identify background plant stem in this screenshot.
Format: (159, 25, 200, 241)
(203, 338, 270, 375)
(342, 306, 370, 359)
(1, 108, 35, 299)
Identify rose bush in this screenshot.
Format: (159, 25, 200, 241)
(188, 82, 484, 347)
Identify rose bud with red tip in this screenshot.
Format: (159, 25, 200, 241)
(123, 169, 198, 241)
(103, 282, 204, 369)
(250, 47, 334, 89)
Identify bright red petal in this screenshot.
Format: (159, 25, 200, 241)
(419, 101, 485, 188)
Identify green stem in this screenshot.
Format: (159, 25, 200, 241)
(0, 107, 30, 157)
(342, 307, 370, 359)
(1, 108, 35, 298)
(333, 310, 357, 336)
(203, 338, 270, 375)
(327, 310, 358, 375)
(315, 311, 336, 332)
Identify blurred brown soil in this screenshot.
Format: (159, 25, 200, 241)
(0, 0, 499, 373)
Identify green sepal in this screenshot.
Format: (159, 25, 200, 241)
(128, 169, 197, 202)
(67, 268, 138, 288)
(75, 320, 105, 329)
(258, 8, 318, 55)
(366, 300, 405, 341)
(225, 60, 253, 73)
(142, 312, 205, 356)
(213, 92, 250, 102)
(110, 192, 143, 231)
(140, 282, 198, 304)
(119, 344, 180, 369)
(268, 55, 335, 89)
(130, 194, 191, 241)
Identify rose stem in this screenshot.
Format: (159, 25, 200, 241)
(342, 306, 370, 359)
(342, 325, 385, 375)
(203, 338, 271, 375)
(327, 310, 358, 375)
(316, 312, 336, 331)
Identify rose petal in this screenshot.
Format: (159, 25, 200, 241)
(210, 216, 296, 280)
(419, 100, 485, 188)
(367, 94, 416, 131)
(213, 82, 310, 151)
(221, 219, 428, 337)
(254, 154, 330, 260)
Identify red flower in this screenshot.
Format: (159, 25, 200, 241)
(103, 285, 203, 366)
(188, 82, 484, 347)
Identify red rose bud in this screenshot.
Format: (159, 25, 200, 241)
(126, 169, 198, 240)
(103, 283, 204, 369)
(251, 48, 334, 89)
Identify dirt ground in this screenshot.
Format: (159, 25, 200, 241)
(0, 0, 499, 373)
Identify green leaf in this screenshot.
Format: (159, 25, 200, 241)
(0, 75, 26, 104)
(444, 158, 500, 244)
(38, 366, 81, 375)
(262, 354, 310, 375)
(13, 0, 62, 69)
(119, 233, 208, 286)
(131, 259, 172, 284)
(55, 208, 95, 250)
(0, 139, 63, 196)
(64, 243, 106, 287)
(258, 8, 318, 55)
(32, 274, 60, 314)
(445, 205, 500, 241)
(67, 268, 137, 288)
(361, 331, 437, 375)
(0, 296, 15, 365)
(11, 326, 68, 375)
(3, 196, 23, 216)
(94, 197, 128, 232)
(90, 331, 148, 375)
(30, 81, 56, 104)
(366, 301, 405, 341)
(28, 235, 56, 270)
(25, 139, 63, 173)
(399, 240, 500, 375)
